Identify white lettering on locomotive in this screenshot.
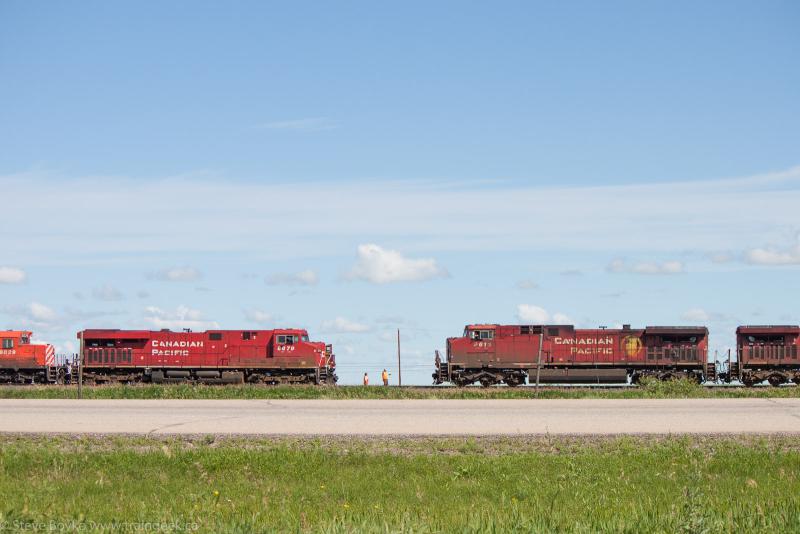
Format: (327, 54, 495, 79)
(553, 337, 613, 345)
(0, 349, 16, 355)
(150, 339, 204, 357)
(276, 345, 296, 352)
(554, 337, 614, 355)
(471, 341, 492, 348)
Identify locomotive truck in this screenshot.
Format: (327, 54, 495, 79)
(77, 328, 337, 385)
(434, 323, 712, 386)
(0, 330, 64, 384)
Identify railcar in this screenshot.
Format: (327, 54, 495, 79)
(433, 324, 712, 386)
(729, 325, 800, 387)
(0, 330, 64, 384)
(77, 328, 336, 385)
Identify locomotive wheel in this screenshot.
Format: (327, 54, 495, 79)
(742, 377, 755, 387)
(479, 377, 494, 388)
(504, 377, 520, 387)
(768, 375, 785, 387)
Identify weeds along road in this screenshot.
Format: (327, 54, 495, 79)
(1, 398, 800, 435)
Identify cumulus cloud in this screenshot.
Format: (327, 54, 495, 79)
(608, 258, 684, 275)
(2, 302, 58, 330)
(91, 284, 123, 301)
(0, 267, 26, 284)
(681, 308, 711, 322)
(150, 267, 202, 282)
(517, 304, 573, 324)
(346, 244, 448, 284)
(244, 309, 274, 325)
(744, 237, 800, 266)
(516, 279, 539, 290)
(143, 305, 218, 330)
(321, 317, 370, 333)
(265, 269, 319, 286)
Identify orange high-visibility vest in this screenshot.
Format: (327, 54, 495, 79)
(382, 370, 388, 382)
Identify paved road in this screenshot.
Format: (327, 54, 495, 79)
(1, 399, 799, 435)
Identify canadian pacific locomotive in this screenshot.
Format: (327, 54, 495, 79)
(735, 325, 800, 387)
(77, 328, 337, 384)
(433, 323, 713, 386)
(0, 330, 61, 384)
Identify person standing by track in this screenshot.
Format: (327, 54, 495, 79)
(382, 368, 389, 386)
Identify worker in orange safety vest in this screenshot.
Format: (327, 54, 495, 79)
(363, 372, 369, 386)
(382, 369, 389, 386)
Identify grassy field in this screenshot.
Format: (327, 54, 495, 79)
(1, 378, 800, 399)
(0, 434, 798, 533)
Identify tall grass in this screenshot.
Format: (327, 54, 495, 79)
(0, 435, 798, 533)
(1, 379, 798, 399)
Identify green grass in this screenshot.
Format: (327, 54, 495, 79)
(0, 435, 798, 533)
(1, 378, 800, 399)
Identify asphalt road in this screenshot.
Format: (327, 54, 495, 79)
(1, 398, 799, 436)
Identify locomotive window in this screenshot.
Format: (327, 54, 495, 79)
(301, 335, 309, 342)
(689, 337, 697, 343)
(470, 331, 480, 340)
(209, 333, 222, 341)
(479, 331, 494, 340)
(1, 339, 12, 349)
(243, 332, 251, 340)
(21, 336, 29, 344)
(548, 328, 559, 337)
(277, 335, 286, 344)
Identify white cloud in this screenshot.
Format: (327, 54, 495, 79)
(265, 269, 319, 286)
(516, 279, 539, 290)
(517, 304, 572, 324)
(745, 238, 800, 265)
(244, 309, 274, 325)
(681, 308, 710, 322)
(150, 267, 202, 282)
(143, 305, 218, 330)
(552, 312, 573, 324)
(608, 258, 685, 275)
(321, 317, 370, 333)
(708, 252, 735, 264)
(256, 117, 337, 132)
(346, 244, 448, 284)
(2, 302, 58, 330)
(0, 267, 26, 284)
(92, 284, 123, 301)
(28, 302, 57, 322)
(517, 304, 550, 323)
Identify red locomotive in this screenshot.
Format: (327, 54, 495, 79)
(78, 328, 336, 385)
(434, 324, 711, 386)
(0, 330, 64, 384)
(730, 325, 800, 387)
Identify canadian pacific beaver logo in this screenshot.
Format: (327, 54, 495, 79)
(621, 336, 643, 358)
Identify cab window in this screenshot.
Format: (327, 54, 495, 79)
(301, 335, 309, 342)
(480, 330, 494, 340)
(1, 339, 12, 349)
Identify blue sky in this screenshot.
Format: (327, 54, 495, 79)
(1, 1, 799, 383)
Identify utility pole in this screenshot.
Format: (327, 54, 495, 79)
(535, 331, 543, 397)
(397, 329, 402, 387)
(78, 331, 84, 399)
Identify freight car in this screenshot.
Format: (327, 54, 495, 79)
(0, 330, 65, 384)
(728, 325, 800, 387)
(77, 328, 336, 385)
(433, 324, 712, 386)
